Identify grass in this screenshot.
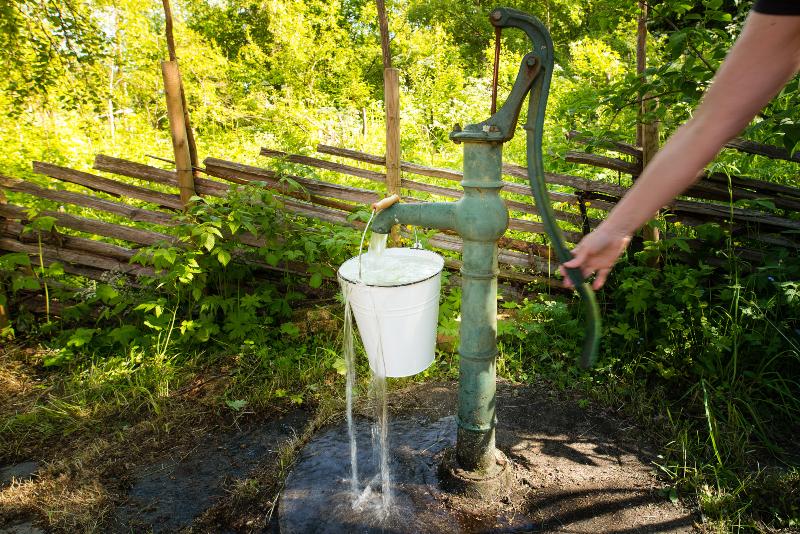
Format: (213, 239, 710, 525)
(0, 299, 362, 531)
(2, 262, 799, 532)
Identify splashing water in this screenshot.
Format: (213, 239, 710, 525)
(340, 232, 392, 520)
(342, 285, 359, 499)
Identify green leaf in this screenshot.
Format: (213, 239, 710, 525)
(205, 233, 216, 252)
(95, 284, 119, 304)
(46, 262, 64, 277)
(226, 399, 248, 411)
(674, 239, 691, 253)
(309, 272, 323, 288)
(0, 253, 31, 269)
(12, 276, 40, 292)
(192, 286, 203, 301)
(67, 327, 96, 348)
(108, 325, 139, 346)
(280, 322, 300, 336)
(333, 357, 347, 375)
(28, 216, 57, 232)
(217, 248, 231, 267)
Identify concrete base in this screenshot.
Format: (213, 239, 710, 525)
(438, 447, 513, 501)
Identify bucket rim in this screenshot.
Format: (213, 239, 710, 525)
(337, 248, 444, 288)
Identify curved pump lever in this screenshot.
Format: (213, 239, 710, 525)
(494, 7, 601, 368)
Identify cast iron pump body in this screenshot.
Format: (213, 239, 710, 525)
(372, 7, 600, 488)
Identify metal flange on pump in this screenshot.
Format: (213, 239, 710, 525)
(372, 7, 601, 497)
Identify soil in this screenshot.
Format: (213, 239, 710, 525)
(113, 410, 308, 533)
(1, 366, 698, 533)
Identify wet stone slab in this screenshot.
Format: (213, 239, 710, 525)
(280, 416, 463, 534)
(0, 521, 45, 534)
(0, 462, 38, 489)
(279, 383, 696, 533)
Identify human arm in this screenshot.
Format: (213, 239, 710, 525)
(563, 11, 800, 289)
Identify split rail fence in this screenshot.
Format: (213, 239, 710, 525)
(2, 133, 800, 307)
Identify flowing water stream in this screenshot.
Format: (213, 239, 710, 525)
(341, 232, 392, 519)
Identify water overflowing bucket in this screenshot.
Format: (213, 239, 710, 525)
(338, 248, 444, 378)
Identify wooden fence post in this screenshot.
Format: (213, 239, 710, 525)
(162, 60, 195, 208)
(0, 188, 8, 330)
(636, 0, 660, 258)
(384, 68, 401, 223)
(161, 0, 198, 172)
(377, 0, 401, 245)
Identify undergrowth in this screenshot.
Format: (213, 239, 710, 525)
(2, 187, 799, 531)
(481, 220, 800, 532)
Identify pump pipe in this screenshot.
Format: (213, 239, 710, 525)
(371, 7, 601, 493)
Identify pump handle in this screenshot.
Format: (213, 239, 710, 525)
(371, 194, 400, 212)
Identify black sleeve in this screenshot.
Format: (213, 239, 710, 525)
(752, 0, 800, 15)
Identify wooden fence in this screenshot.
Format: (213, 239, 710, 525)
(2, 134, 800, 309)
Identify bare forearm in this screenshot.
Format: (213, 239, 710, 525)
(602, 117, 731, 236)
(602, 12, 800, 238)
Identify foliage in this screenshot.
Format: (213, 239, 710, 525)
(1, 184, 360, 368)
(482, 223, 800, 530)
(0, 0, 108, 110)
(2, 0, 800, 530)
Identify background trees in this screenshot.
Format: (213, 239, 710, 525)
(1, 1, 798, 530)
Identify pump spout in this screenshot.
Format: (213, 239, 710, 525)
(372, 202, 457, 235)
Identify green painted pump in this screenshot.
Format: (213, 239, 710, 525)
(372, 7, 601, 489)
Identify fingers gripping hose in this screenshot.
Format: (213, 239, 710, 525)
(493, 8, 601, 368)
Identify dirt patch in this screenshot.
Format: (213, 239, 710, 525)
(1, 340, 696, 533)
(0, 407, 310, 533)
(113, 410, 308, 533)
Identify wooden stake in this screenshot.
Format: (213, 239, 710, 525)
(161, 60, 195, 208)
(375, 0, 401, 244)
(161, 0, 199, 177)
(376, 0, 392, 70)
(636, 0, 647, 147)
(384, 68, 401, 244)
(636, 0, 660, 258)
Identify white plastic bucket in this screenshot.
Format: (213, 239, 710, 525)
(338, 248, 444, 378)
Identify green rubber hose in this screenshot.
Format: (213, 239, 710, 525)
(525, 134, 601, 368)
(502, 6, 601, 368)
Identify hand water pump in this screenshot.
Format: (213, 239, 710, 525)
(372, 7, 601, 495)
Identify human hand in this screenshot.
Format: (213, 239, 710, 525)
(560, 225, 632, 290)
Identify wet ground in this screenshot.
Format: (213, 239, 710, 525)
(281, 382, 696, 533)
(1, 381, 696, 533)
